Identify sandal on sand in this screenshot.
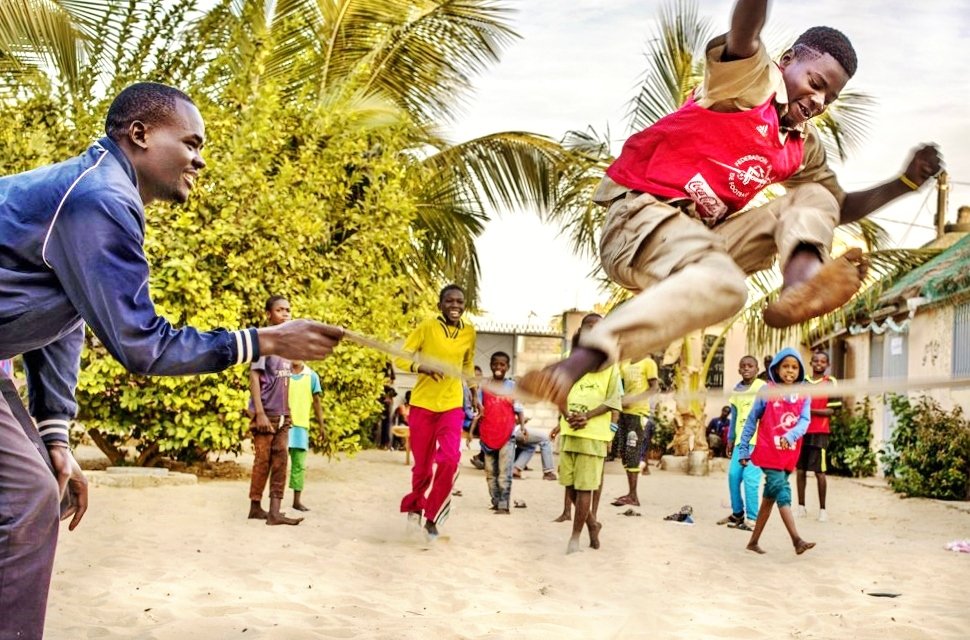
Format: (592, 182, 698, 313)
(611, 496, 639, 507)
(728, 521, 754, 531)
(514, 500, 527, 509)
(619, 508, 641, 517)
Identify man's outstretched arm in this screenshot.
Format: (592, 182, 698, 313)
(724, 0, 769, 60)
(840, 144, 943, 225)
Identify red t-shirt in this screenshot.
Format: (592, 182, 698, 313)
(479, 386, 517, 450)
(807, 375, 838, 434)
(606, 93, 804, 227)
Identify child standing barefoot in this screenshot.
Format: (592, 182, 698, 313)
(737, 348, 814, 554)
(553, 314, 622, 554)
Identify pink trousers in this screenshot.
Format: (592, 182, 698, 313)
(400, 406, 463, 525)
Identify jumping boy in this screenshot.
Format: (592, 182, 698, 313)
(249, 295, 303, 526)
(717, 355, 767, 530)
(797, 350, 840, 522)
(288, 359, 326, 512)
(478, 352, 524, 514)
(737, 348, 814, 555)
(394, 284, 477, 539)
(519, 0, 942, 408)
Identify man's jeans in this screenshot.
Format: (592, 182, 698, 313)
(483, 440, 514, 510)
(514, 430, 554, 472)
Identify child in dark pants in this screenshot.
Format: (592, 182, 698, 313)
(478, 352, 524, 514)
(737, 348, 814, 555)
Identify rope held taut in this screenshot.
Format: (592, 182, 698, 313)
(341, 329, 970, 404)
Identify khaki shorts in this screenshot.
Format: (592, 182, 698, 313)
(559, 450, 605, 491)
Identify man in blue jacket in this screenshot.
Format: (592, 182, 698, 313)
(0, 82, 344, 638)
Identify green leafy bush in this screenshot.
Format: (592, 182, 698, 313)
(880, 394, 970, 500)
(827, 398, 877, 477)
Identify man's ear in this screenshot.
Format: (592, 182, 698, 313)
(128, 120, 149, 150)
(778, 48, 795, 69)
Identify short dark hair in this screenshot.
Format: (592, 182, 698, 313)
(439, 284, 464, 302)
(491, 351, 510, 363)
(793, 26, 857, 78)
(571, 313, 603, 347)
(813, 350, 830, 362)
(105, 82, 195, 142)
(265, 295, 287, 311)
(740, 354, 758, 365)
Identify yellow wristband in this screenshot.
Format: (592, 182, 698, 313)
(899, 174, 920, 191)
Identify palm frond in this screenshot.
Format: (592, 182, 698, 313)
(543, 126, 614, 257)
(628, 0, 711, 132)
(357, 0, 518, 123)
(0, 0, 85, 93)
(422, 131, 568, 215)
(812, 89, 876, 163)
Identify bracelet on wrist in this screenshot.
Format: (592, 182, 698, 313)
(899, 174, 920, 191)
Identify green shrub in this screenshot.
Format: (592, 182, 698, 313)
(880, 394, 970, 500)
(827, 398, 877, 477)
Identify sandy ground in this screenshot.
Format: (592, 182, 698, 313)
(43, 447, 970, 640)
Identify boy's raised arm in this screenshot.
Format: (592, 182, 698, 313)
(724, 0, 769, 60)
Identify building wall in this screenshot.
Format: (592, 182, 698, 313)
(515, 335, 566, 429)
(842, 305, 970, 462)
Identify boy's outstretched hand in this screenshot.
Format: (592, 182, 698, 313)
(258, 320, 344, 361)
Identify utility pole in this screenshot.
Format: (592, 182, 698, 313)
(935, 171, 949, 239)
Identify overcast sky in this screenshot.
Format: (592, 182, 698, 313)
(443, 0, 970, 324)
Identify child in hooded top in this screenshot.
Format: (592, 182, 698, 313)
(737, 348, 814, 555)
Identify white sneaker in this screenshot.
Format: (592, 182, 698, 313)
(795, 505, 807, 518)
(817, 509, 828, 522)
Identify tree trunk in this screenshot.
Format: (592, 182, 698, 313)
(86, 428, 127, 466)
(669, 407, 708, 456)
(135, 441, 161, 467)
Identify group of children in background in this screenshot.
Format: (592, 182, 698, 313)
(460, 331, 839, 556)
(249, 289, 839, 558)
(717, 349, 839, 555)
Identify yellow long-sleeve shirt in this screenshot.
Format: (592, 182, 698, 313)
(394, 316, 476, 412)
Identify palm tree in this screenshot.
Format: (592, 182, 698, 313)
(190, 0, 579, 304)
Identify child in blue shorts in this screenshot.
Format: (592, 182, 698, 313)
(737, 348, 814, 555)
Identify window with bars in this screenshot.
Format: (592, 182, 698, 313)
(953, 302, 970, 376)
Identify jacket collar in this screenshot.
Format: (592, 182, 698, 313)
(95, 136, 139, 189)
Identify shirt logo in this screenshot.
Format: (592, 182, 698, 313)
(684, 172, 728, 223)
(756, 124, 769, 137)
(709, 154, 775, 199)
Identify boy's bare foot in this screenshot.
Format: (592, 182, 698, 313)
(292, 503, 310, 512)
(588, 521, 602, 549)
(794, 539, 816, 555)
(519, 348, 607, 411)
(763, 248, 867, 328)
(746, 542, 766, 554)
(566, 536, 581, 555)
(248, 505, 268, 520)
(611, 495, 639, 507)
(266, 512, 303, 526)
(553, 512, 571, 522)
